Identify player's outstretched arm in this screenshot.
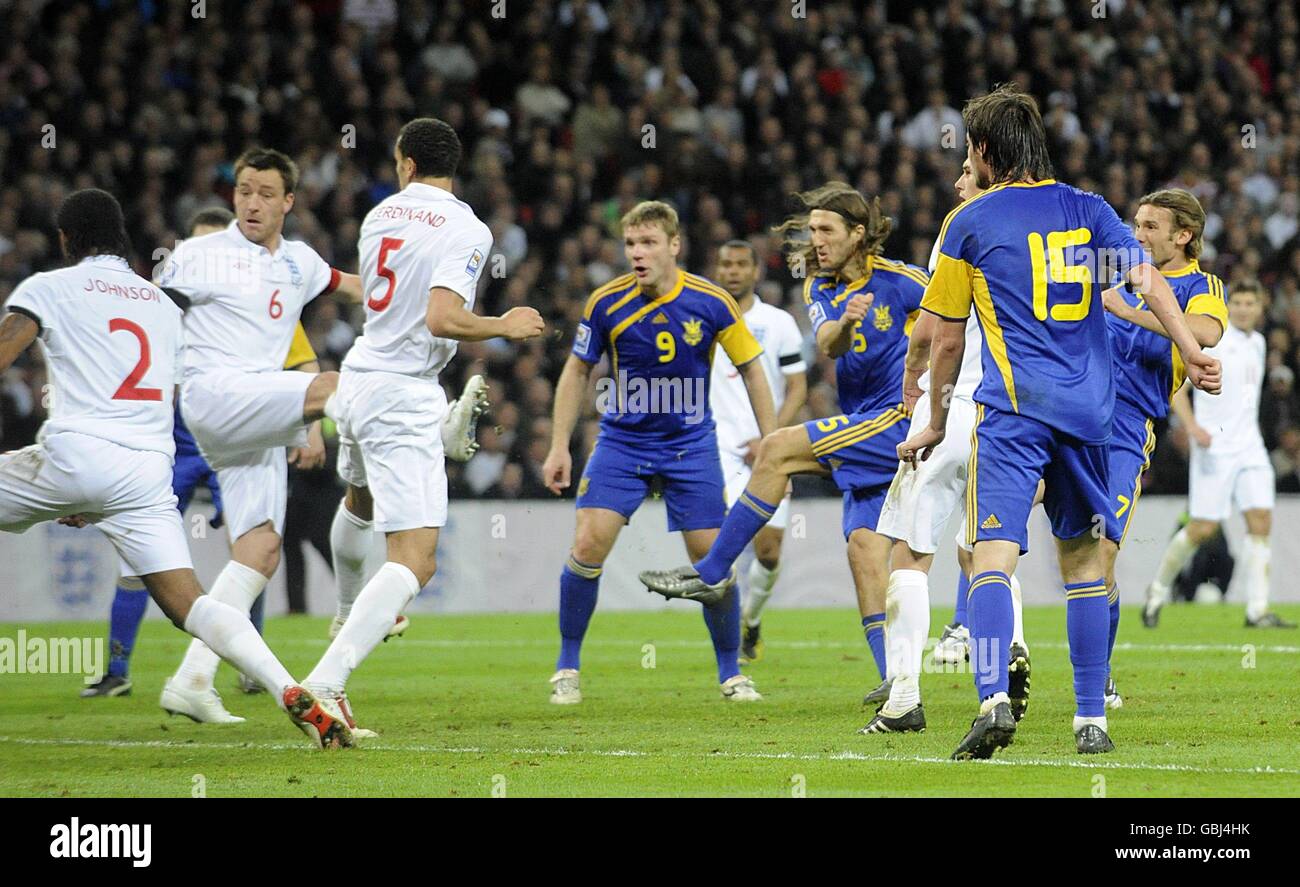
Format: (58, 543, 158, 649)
(898, 315, 964, 467)
(329, 271, 364, 303)
(738, 357, 778, 439)
(901, 309, 937, 412)
(1126, 264, 1221, 393)
(426, 287, 544, 342)
(1101, 286, 1223, 348)
(543, 354, 592, 495)
(1170, 382, 1212, 448)
(777, 370, 807, 427)
(0, 312, 38, 373)
(817, 292, 873, 358)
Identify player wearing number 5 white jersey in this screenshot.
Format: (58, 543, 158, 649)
(301, 118, 544, 727)
(708, 241, 808, 663)
(157, 149, 364, 724)
(1145, 281, 1294, 629)
(0, 189, 353, 749)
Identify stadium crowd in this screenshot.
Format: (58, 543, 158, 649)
(2, 0, 1300, 502)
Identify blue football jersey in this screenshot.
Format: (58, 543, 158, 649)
(571, 270, 763, 445)
(923, 180, 1150, 445)
(1108, 260, 1228, 420)
(804, 256, 926, 415)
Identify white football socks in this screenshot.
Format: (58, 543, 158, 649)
(306, 562, 420, 695)
(1073, 714, 1108, 734)
(183, 596, 293, 703)
(1009, 573, 1027, 651)
(1150, 527, 1199, 600)
(884, 569, 929, 712)
(1243, 534, 1271, 621)
(173, 561, 268, 692)
(743, 557, 781, 627)
(331, 501, 374, 622)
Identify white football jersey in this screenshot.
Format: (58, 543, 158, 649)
(1193, 323, 1267, 454)
(919, 235, 983, 401)
(710, 295, 807, 457)
(158, 221, 334, 378)
(6, 255, 181, 458)
(343, 183, 493, 379)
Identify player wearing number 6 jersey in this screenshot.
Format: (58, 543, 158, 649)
(901, 86, 1221, 759)
(157, 148, 364, 724)
(0, 189, 352, 749)
(300, 118, 543, 731)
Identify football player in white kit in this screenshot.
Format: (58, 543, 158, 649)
(300, 118, 544, 732)
(708, 241, 807, 662)
(865, 161, 1030, 732)
(0, 189, 352, 749)
(157, 148, 366, 723)
(1144, 280, 1295, 628)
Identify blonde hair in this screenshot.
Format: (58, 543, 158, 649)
(620, 200, 680, 239)
(1138, 188, 1206, 260)
(771, 181, 892, 274)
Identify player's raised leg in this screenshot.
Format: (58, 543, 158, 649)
(642, 425, 819, 597)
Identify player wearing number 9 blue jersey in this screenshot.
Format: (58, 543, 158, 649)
(902, 85, 1221, 759)
(542, 200, 778, 705)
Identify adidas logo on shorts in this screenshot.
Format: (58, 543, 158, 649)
(981, 513, 1002, 530)
(651, 312, 669, 324)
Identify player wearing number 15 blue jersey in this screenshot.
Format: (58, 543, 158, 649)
(902, 86, 1221, 760)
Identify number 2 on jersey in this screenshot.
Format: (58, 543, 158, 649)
(109, 318, 163, 402)
(368, 237, 405, 312)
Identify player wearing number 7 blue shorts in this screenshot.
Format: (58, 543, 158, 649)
(638, 183, 927, 711)
(898, 86, 1221, 759)
(1098, 189, 1227, 706)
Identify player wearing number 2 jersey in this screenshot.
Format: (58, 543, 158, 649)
(299, 118, 543, 731)
(157, 148, 364, 724)
(903, 86, 1220, 759)
(0, 189, 352, 749)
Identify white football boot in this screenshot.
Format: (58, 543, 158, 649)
(549, 669, 582, 704)
(721, 674, 762, 701)
(932, 623, 971, 665)
(329, 613, 409, 641)
(442, 374, 490, 462)
(160, 677, 246, 724)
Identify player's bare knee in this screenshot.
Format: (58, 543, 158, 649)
(571, 532, 609, 567)
(1244, 510, 1271, 537)
(233, 523, 281, 577)
(1186, 519, 1217, 545)
(303, 371, 340, 420)
(345, 485, 374, 522)
(753, 529, 782, 567)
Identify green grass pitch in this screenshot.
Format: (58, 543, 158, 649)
(2, 604, 1297, 797)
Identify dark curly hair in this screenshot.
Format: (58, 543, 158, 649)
(56, 188, 130, 263)
(397, 117, 462, 180)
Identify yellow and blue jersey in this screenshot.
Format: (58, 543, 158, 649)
(1107, 260, 1228, 420)
(922, 180, 1150, 445)
(572, 269, 763, 445)
(804, 256, 927, 414)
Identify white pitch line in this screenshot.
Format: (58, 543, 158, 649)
(1, 735, 1296, 777)
(264, 636, 1300, 655)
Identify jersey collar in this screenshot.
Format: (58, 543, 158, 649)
(78, 255, 131, 272)
(1162, 259, 1200, 278)
(403, 182, 454, 200)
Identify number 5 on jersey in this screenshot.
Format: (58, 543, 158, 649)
(368, 237, 405, 312)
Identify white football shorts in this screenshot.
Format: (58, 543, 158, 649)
(1188, 445, 1275, 522)
(876, 394, 978, 555)
(0, 431, 192, 577)
(335, 368, 449, 533)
